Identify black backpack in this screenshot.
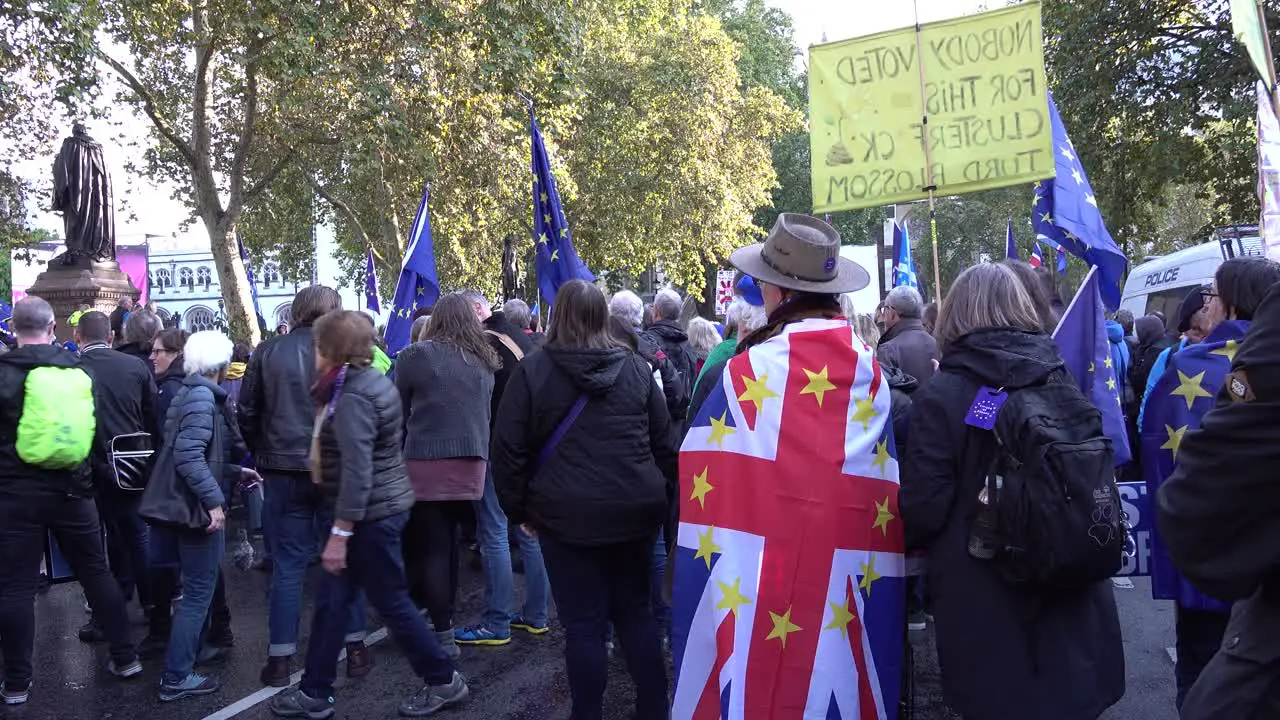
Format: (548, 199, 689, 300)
(982, 374, 1125, 588)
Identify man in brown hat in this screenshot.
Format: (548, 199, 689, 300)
(672, 214, 906, 715)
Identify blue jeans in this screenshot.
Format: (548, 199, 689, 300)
(474, 470, 549, 633)
(650, 531, 669, 639)
(264, 472, 366, 656)
(163, 528, 224, 683)
(300, 512, 454, 699)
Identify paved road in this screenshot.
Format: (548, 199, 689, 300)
(14, 556, 1179, 720)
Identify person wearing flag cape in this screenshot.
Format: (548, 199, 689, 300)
(671, 214, 908, 719)
(1142, 256, 1280, 709)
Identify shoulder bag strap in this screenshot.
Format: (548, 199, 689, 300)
(536, 393, 588, 470)
(485, 330, 525, 362)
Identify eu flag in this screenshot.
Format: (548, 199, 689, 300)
(1051, 266, 1132, 465)
(892, 222, 918, 289)
(384, 185, 440, 354)
(0, 301, 11, 340)
(1033, 93, 1128, 309)
(235, 234, 267, 332)
(530, 109, 593, 304)
(364, 248, 381, 314)
(1005, 217, 1018, 260)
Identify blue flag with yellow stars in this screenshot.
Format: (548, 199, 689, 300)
(384, 185, 440, 355)
(235, 234, 267, 333)
(1032, 93, 1128, 310)
(1141, 317, 1249, 610)
(1052, 267, 1131, 466)
(530, 109, 593, 304)
(0, 301, 12, 341)
(364, 248, 381, 314)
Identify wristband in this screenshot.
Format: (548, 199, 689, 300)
(330, 526, 354, 538)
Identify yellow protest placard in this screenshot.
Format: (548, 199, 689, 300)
(809, 1, 1054, 212)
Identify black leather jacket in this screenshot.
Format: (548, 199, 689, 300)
(238, 326, 318, 471)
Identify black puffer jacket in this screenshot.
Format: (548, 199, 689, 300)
(901, 329, 1124, 720)
(493, 344, 678, 546)
(316, 366, 414, 523)
(238, 326, 317, 471)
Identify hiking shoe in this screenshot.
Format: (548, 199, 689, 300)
(1, 682, 30, 705)
(108, 657, 143, 679)
(510, 616, 550, 635)
(158, 673, 220, 702)
(270, 688, 336, 719)
(398, 672, 469, 717)
(453, 624, 510, 646)
(260, 656, 293, 687)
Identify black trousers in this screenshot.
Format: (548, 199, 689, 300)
(402, 500, 471, 631)
(540, 533, 668, 720)
(0, 493, 136, 686)
(1176, 606, 1232, 709)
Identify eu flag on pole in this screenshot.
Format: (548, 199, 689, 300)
(0, 301, 12, 341)
(384, 185, 440, 355)
(364, 249, 381, 314)
(1033, 93, 1128, 309)
(1005, 217, 1018, 260)
(530, 109, 593, 304)
(1051, 267, 1131, 465)
(892, 222, 918, 289)
(235, 234, 267, 332)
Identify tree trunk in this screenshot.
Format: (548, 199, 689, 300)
(207, 220, 261, 345)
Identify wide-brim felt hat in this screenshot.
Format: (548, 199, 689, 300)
(729, 213, 869, 295)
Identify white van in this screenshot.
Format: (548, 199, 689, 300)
(1119, 227, 1265, 321)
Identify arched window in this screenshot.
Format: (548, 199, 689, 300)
(179, 267, 194, 291)
(262, 262, 281, 288)
(155, 307, 171, 322)
(154, 268, 172, 294)
(196, 266, 213, 291)
(275, 303, 293, 329)
(185, 305, 217, 332)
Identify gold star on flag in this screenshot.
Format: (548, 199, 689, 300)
(543, 213, 552, 225)
(1211, 340, 1240, 362)
(872, 496, 894, 536)
(716, 577, 752, 618)
(538, 233, 550, 245)
(767, 607, 802, 648)
(1106, 376, 1117, 392)
(850, 394, 877, 429)
(540, 191, 548, 204)
(1170, 369, 1213, 410)
(560, 227, 568, 239)
(695, 526, 720, 569)
(859, 557, 882, 596)
(738, 373, 779, 414)
(1040, 211, 1053, 224)
(871, 438, 891, 476)
(550, 249, 560, 262)
(1162, 424, 1188, 459)
(1104, 356, 1113, 369)
(800, 366, 837, 407)
(706, 411, 736, 448)
(689, 467, 713, 509)
(1089, 361, 1095, 374)
(825, 595, 855, 638)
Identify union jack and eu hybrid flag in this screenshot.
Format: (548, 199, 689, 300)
(364, 248, 381, 314)
(891, 223, 917, 290)
(530, 108, 593, 305)
(1032, 92, 1128, 310)
(384, 185, 440, 355)
(1141, 315, 1249, 608)
(672, 317, 905, 719)
(1051, 267, 1131, 466)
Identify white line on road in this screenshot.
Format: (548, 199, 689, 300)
(198, 624, 392, 720)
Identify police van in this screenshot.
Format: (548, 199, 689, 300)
(1119, 225, 1265, 321)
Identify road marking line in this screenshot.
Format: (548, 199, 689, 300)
(198, 624, 392, 720)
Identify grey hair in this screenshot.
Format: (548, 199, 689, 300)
(935, 263, 1044, 352)
(653, 288, 682, 322)
(459, 288, 489, 309)
(410, 315, 431, 343)
(738, 303, 768, 336)
(12, 297, 55, 335)
(124, 309, 162, 346)
(609, 290, 644, 328)
(885, 285, 924, 319)
(855, 313, 881, 349)
(724, 299, 745, 334)
(183, 330, 235, 376)
(502, 299, 531, 330)
(686, 317, 722, 358)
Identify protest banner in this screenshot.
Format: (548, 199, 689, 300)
(714, 269, 735, 315)
(1116, 481, 1151, 578)
(809, 1, 1055, 213)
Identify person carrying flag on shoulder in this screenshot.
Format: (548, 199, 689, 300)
(672, 214, 907, 718)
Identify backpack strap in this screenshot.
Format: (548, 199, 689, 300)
(485, 330, 525, 362)
(537, 393, 588, 470)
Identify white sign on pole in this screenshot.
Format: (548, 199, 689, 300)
(715, 270, 736, 315)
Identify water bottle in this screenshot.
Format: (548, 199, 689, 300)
(967, 474, 1002, 560)
(232, 528, 256, 571)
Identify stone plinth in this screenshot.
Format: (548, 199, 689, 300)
(23, 253, 140, 342)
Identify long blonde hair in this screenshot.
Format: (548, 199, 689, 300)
(935, 263, 1044, 351)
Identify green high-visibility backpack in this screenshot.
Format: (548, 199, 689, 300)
(16, 366, 96, 469)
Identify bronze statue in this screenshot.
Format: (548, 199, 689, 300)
(52, 123, 116, 263)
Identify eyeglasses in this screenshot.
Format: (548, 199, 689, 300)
(1200, 289, 1219, 300)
